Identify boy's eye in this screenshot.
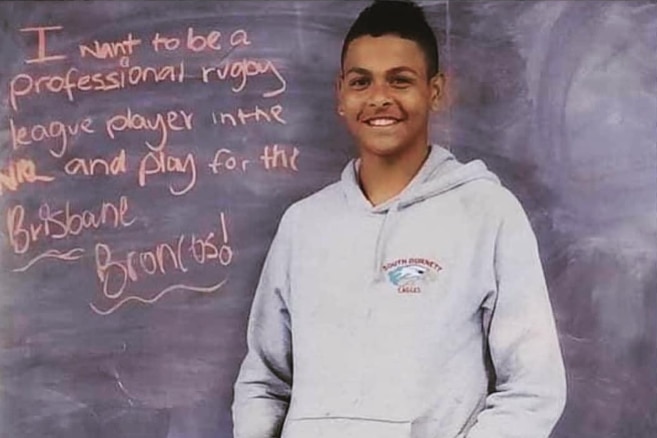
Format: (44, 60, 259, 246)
(390, 76, 413, 87)
(348, 77, 370, 89)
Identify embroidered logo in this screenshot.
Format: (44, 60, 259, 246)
(382, 258, 442, 293)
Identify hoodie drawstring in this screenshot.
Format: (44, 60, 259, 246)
(373, 202, 400, 282)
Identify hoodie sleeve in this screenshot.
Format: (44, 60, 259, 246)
(233, 210, 295, 438)
(466, 193, 567, 438)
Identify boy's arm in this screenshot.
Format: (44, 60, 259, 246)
(233, 212, 294, 438)
(466, 194, 567, 438)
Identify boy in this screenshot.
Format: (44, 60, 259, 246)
(233, 1, 566, 437)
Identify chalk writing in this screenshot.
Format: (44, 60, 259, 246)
(9, 116, 95, 157)
(9, 62, 185, 112)
(151, 32, 182, 52)
(0, 158, 54, 195)
(105, 108, 194, 150)
(64, 149, 127, 176)
(20, 25, 67, 64)
(201, 58, 286, 97)
(5, 21, 298, 314)
(229, 29, 251, 48)
(138, 150, 197, 196)
(89, 279, 228, 316)
(94, 213, 232, 300)
(186, 27, 222, 52)
(208, 145, 300, 174)
(13, 248, 85, 273)
(9, 27, 283, 112)
(260, 145, 299, 171)
(6, 196, 135, 254)
(209, 149, 251, 174)
(211, 103, 286, 127)
(152, 28, 250, 53)
(79, 33, 142, 59)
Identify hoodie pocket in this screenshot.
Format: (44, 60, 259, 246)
(282, 417, 412, 438)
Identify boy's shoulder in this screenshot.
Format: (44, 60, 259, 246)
(460, 176, 523, 209)
(457, 176, 537, 237)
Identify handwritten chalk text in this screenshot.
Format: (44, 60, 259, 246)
(260, 145, 299, 171)
(138, 150, 197, 196)
(209, 149, 251, 173)
(10, 116, 95, 157)
(105, 108, 193, 150)
(152, 27, 250, 53)
(20, 26, 67, 64)
(9, 62, 185, 112)
(201, 58, 286, 97)
(211, 103, 286, 127)
(6, 196, 135, 254)
(208, 145, 300, 174)
(64, 149, 127, 176)
(0, 159, 54, 195)
(94, 213, 232, 300)
(79, 33, 142, 59)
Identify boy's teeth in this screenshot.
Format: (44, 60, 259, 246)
(368, 118, 397, 126)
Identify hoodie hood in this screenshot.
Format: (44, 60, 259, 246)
(339, 145, 500, 279)
(340, 145, 500, 212)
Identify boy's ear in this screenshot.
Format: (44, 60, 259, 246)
(336, 73, 345, 116)
(429, 73, 446, 111)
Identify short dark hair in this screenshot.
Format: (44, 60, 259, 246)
(341, 0, 439, 78)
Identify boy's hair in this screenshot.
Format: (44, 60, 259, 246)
(341, 0, 439, 78)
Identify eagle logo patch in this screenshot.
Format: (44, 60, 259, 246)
(382, 258, 442, 293)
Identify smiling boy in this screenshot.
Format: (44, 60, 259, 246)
(233, 1, 566, 438)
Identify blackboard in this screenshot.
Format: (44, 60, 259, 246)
(0, 1, 655, 437)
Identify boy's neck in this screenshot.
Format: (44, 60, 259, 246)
(358, 144, 430, 206)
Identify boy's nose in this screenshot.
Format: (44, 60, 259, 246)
(366, 83, 393, 107)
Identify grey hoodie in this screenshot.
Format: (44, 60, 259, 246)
(233, 145, 566, 438)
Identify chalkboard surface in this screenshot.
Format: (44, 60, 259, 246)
(0, 1, 655, 438)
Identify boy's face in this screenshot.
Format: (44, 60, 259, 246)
(338, 34, 443, 161)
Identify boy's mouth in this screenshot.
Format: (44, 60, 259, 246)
(363, 117, 401, 127)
